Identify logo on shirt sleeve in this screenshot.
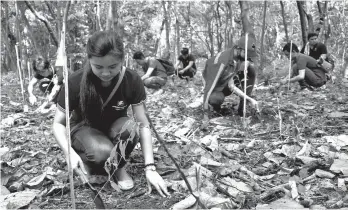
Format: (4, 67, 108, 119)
(112, 101, 127, 110)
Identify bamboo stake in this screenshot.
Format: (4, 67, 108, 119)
(15, 45, 28, 112)
(61, 35, 76, 209)
(243, 33, 248, 128)
(288, 40, 293, 91)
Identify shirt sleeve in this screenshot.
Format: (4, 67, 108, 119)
(33, 73, 44, 80)
(130, 73, 146, 105)
(189, 55, 196, 62)
(57, 79, 79, 113)
(148, 58, 157, 69)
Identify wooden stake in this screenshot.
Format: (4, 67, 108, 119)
(288, 40, 293, 91)
(15, 44, 27, 112)
(60, 30, 76, 209)
(243, 33, 248, 128)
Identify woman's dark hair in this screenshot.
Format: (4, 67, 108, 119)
(282, 42, 299, 53)
(308, 32, 318, 40)
(79, 31, 124, 126)
(32, 56, 50, 72)
(133, 51, 145, 60)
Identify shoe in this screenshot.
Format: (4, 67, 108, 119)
(114, 167, 134, 190)
(299, 87, 312, 94)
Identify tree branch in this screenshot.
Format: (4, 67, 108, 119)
(24, 1, 58, 47)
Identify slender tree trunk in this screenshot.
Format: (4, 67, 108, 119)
(162, 1, 170, 51)
(188, 3, 193, 52)
(154, 19, 165, 56)
(239, 1, 253, 35)
(174, 2, 181, 60)
(4, 2, 17, 73)
(97, 0, 102, 31)
(260, 1, 267, 71)
(207, 22, 214, 57)
(280, 1, 289, 42)
(106, 1, 124, 37)
(19, 3, 39, 54)
(24, 1, 59, 47)
(296, 1, 307, 47)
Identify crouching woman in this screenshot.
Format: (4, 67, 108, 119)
(52, 31, 169, 197)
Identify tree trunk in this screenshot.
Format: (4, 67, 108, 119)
(215, 2, 223, 52)
(154, 19, 165, 56)
(207, 21, 214, 57)
(260, 1, 267, 71)
(24, 1, 59, 48)
(15, 1, 27, 81)
(162, 1, 170, 52)
(106, 1, 124, 37)
(239, 1, 253, 35)
(280, 1, 289, 42)
(19, 3, 39, 54)
(2, 2, 17, 73)
(96, 0, 102, 31)
(296, 1, 307, 47)
(187, 3, 192, 52)
(174, 2, 181, 60)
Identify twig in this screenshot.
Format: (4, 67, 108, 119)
(276, 97, 282, 136)
(259, 183, 289, 201)
(145, 112, 207, 209)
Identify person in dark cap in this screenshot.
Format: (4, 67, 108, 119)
(202, 33, 259, 118)
(174, 47, 197, 80)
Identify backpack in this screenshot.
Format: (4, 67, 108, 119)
(157, 59, 175, 76)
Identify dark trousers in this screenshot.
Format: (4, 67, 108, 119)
(292, 64, 326, 89)
(176, 67, 196, 79)
(209, 64, 256, 116)
(143, 76, 167, 89)
(71, 117, 139, 175)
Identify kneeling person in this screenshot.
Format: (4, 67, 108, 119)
(203, 34, 259, 117)
(280, 43, 327, 90)
(133, 51, 167, 90)
(174, 47, 197, 80)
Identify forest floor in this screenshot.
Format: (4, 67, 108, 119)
(1, 63, 348, 209)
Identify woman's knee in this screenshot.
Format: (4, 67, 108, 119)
(72, 127, 114, 166)
(109, 117, 140, 145)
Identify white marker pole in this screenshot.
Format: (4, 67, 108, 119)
(288, 40, 293, 91)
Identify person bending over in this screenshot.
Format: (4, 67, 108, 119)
(203, 34, 259, 118)
(52, 31, 169, 197)
(28, 56, 63, 112)
(280, 42, 327, 91)
(174, 47, 197, 80)
(133, 51, 167, 90)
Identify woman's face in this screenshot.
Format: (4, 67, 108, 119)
(89, 54, 123, 83)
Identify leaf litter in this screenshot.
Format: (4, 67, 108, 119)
(1, 71, 348, 209)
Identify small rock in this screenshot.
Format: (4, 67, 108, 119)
(319, 179, 335, 190)
(1, 186, 10, 195)
(330, 159, 348, 175)
(309, 204, 326, 209)
(337, 178, 347, 191)
(315, 169, 335, 178)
